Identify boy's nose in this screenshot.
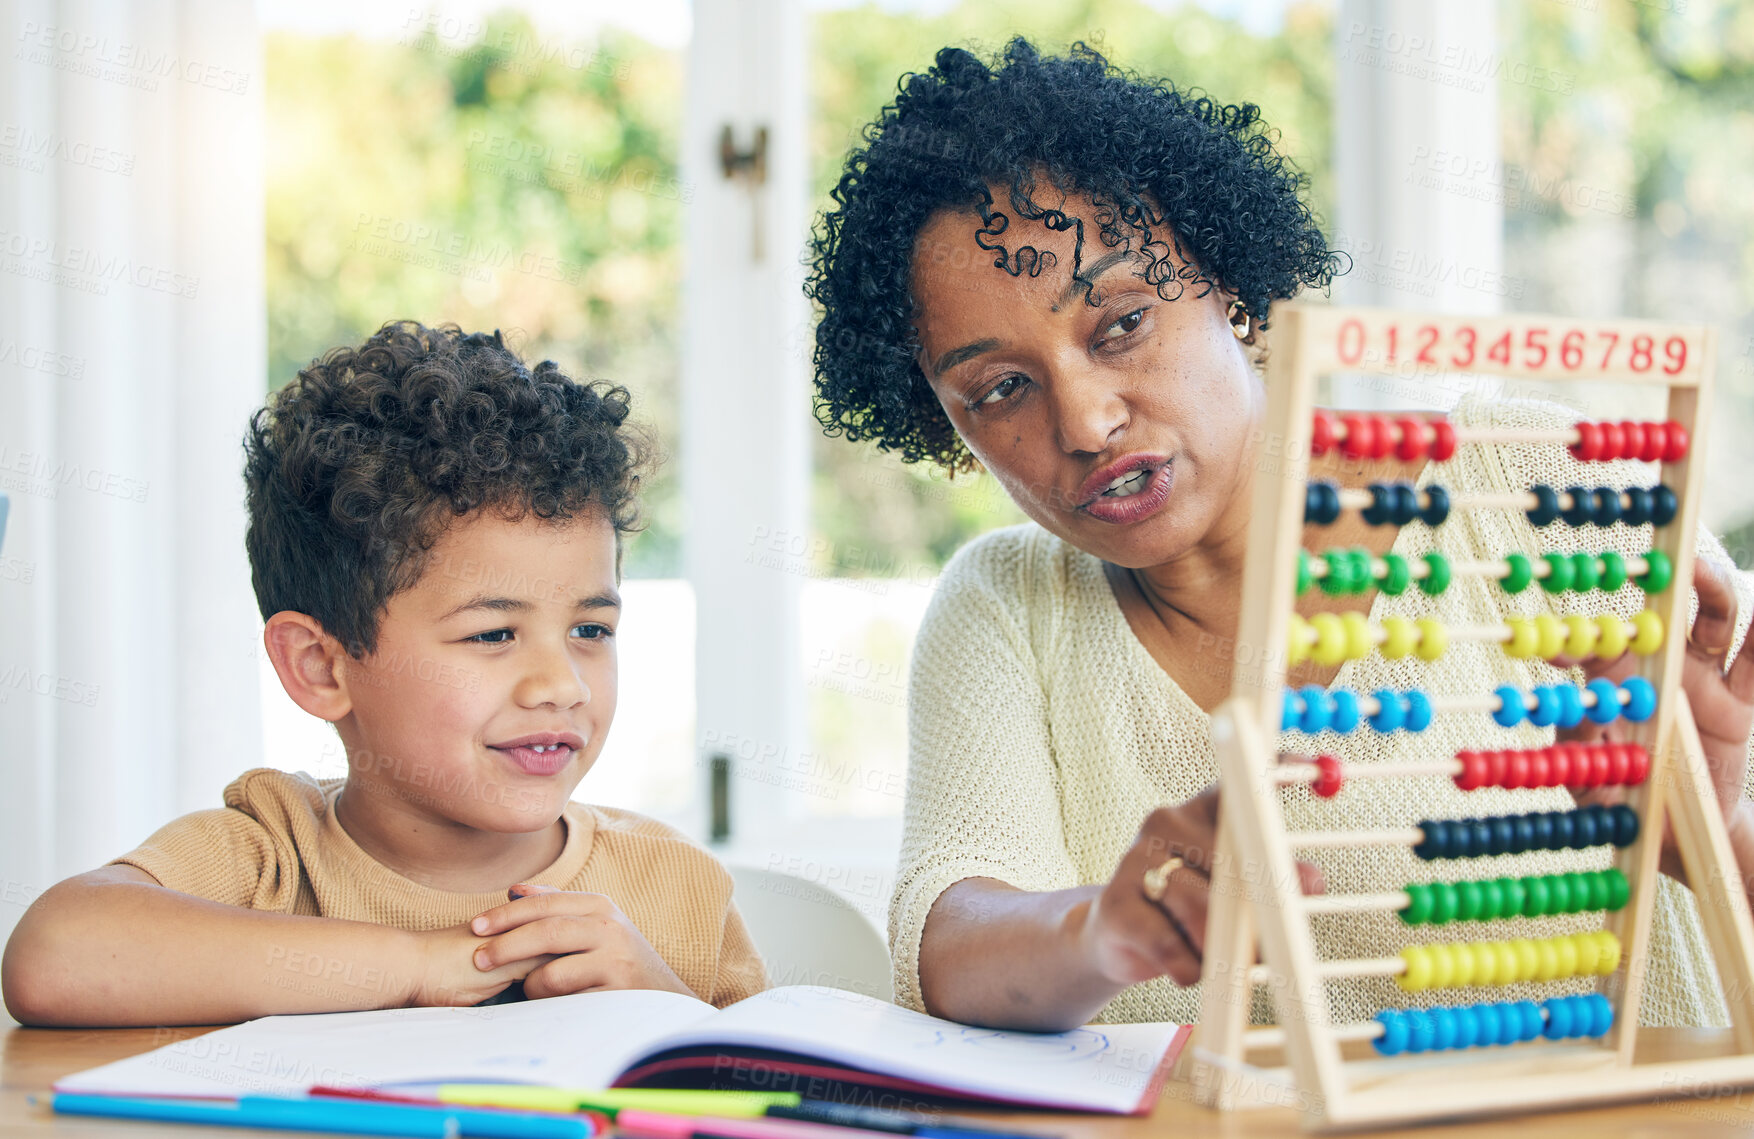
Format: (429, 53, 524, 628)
(515, 648, 590, 709)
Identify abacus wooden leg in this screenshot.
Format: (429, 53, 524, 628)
(1661, 696, 1754, 1053)
(1190, 822, 1262, 1109)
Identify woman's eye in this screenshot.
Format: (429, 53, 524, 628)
(1101, 308, 1145, 341)
(572, 623, 614, 640)
(468, 628, 514, 644)
(976, 374, 1024, 407)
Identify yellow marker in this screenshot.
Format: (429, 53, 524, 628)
(434, 1088, 801, 1118)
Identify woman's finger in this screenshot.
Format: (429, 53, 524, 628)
(1688, 557, 1741, 671)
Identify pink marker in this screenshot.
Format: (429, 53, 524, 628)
(615, 1110, 895, 1139)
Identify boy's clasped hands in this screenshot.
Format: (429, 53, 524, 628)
(421, 883, 693, 1005)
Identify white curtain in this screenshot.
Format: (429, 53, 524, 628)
(0, 0, 265, 959)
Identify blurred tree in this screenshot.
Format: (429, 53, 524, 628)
(269, 3, 1754, 572)
(267, 14, 686, 574)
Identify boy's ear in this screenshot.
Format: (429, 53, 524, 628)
(263, 612, 353, 722)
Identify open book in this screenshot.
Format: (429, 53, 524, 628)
(56, 986, 1188, 1115)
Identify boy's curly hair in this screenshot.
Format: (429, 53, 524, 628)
(244, 321, 645, 657)
(805, 38, 1345, 471)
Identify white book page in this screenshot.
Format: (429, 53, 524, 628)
(630, 986, 1183, 1113)
(55, 989, 716, 1099)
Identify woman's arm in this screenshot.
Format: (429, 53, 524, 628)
(1, 865, 536, 1026)
(895, 534, 1318, 1031)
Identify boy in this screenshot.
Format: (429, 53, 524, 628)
(1, 322, 766, 1026)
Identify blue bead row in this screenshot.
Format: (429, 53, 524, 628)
(1491, 678, 1655, 728)
(1282, 686, 1435, 734)
(1372, 994, 1613, 1056)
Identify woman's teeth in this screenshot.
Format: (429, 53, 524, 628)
(527, 744, 565, 753)
(1102, 469, 1152, 498)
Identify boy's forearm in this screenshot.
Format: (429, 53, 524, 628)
(2, 868, 427, 1026)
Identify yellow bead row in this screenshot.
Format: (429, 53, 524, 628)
(1502, 612, 1663, 660)
(1396, 931, 1621, 992)
(1287, 611, 1664, 667)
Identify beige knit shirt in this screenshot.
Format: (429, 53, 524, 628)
(113, 768, 767, 1008)
(893, 396, 1753, 1028)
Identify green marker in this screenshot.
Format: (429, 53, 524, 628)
(435, 1087, 802, 1118)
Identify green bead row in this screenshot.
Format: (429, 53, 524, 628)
(1299, 549, 1451, 598)
(1398, 869, 1630, 926)
(1296, 548, 1672, 598)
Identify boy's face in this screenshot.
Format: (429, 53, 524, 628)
(337, 509, 620, 833)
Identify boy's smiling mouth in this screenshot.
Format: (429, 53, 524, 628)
(489, 731, 585, 776)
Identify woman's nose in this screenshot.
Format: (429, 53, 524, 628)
(1049, 364, 1129, 455)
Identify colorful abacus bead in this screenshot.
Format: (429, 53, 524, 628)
(1310, 754, 1344, 798)
(1305, 481, 1342, 525)
(1396, 933, 1621, 991)
(1396, 869, 1631, 925)
(1414, 806, 1638, 860)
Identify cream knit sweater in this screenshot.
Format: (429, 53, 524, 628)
(892, 397, 1753, 1028)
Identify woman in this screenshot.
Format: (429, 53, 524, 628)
(805, 40, 1754, 1032)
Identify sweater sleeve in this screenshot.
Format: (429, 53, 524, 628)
(889, 528, 1082, 1012)
(709, 902, 769, 1008)
(109, 807, 300, 912)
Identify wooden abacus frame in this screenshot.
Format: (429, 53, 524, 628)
(1190, 303, 1754, 1129)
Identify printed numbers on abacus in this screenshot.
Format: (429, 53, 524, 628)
(1333, 318, 1693, 378)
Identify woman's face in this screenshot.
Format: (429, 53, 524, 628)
(911, 191, 1264, 570)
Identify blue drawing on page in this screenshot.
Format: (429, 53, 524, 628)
(952, 1027, 1111, 1061)
(476, 1054, 547, 1069)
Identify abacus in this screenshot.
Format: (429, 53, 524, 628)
(1190, 304, 1754, 1129)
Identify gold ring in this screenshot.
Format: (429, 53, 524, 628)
(1142, 856, 1185, 902)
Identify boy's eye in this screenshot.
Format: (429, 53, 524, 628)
(572, 623, 614, 640)
(467, 628, 514, 644)
(976, 374, 1025, 407)
(1101, 308, 1145, 341)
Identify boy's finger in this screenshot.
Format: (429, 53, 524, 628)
(509, 882, 561, 900)
(520, 954, 615, 1001)
(474, 915, 607, 970)
(471, 890, 610, 936)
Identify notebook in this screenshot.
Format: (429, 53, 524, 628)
(56, 986, 1189, 1115)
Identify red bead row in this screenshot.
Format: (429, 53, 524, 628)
(1310, 412, 1457, 463)
(1569, 420, 1689, 464)
(1453, 743, 1650, 792)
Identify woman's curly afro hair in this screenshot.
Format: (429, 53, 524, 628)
(244, 321, 646, 657)
(805, 38, 1344, 471)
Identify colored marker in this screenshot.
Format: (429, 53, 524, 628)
(433, 1087, 800, 1117)
(768, 1102, 1056, 1139)
(615, 1108, 900, 1139)
(49, 1092, 598, 1138)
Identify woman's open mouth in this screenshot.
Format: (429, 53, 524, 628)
(1080, 460, 1174, 525)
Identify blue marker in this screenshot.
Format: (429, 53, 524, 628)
(49, 1092, 598, 1138)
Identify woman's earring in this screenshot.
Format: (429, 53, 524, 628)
(1228, 301, 1251, 341)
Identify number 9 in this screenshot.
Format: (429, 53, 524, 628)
(1662, 337, 1688, 376)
